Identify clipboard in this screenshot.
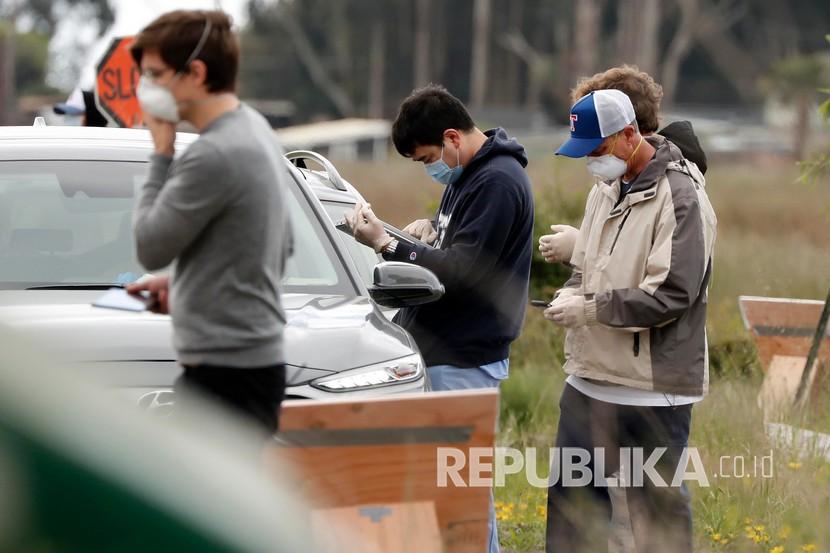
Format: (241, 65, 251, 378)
(335, 218, 434, 250)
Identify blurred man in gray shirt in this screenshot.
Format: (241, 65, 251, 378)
(127, 10, 292, 435)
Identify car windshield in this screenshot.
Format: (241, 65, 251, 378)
(0, 160, 353, 295)
(321, 201, 380, 287)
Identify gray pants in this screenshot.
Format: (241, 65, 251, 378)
(546, 384, 693, 553)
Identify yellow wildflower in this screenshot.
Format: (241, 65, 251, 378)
(495, 501, 515, 522)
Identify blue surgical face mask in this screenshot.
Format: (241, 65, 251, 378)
(424, 143, 463, 186)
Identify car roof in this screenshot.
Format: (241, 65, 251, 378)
(299, 170, 365, 204)
(0, 126, 364, 204)
(0, 125, 198, 162)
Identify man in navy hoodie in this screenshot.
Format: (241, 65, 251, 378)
(347, 84, 534, 553)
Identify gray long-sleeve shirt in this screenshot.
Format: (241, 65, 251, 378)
(134, 104, 293, 368)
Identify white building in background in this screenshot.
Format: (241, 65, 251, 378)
(277, 119, 392, 162)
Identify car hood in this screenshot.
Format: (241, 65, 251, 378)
(0, 291, 415, 372)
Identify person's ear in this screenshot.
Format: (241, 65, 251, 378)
(186, 59, 208, 89)
(443, 129, 461, 149)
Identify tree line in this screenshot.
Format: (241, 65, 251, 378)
(1, 0, 828, 127)
(240, 0, 830, 123)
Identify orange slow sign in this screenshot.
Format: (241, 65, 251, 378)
(95, 37, 143, 128)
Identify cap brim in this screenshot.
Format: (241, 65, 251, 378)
(53, 103, 85, 116)
(555, 136, 603, 158)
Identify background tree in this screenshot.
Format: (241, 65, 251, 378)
(0, 0, 113, 123)
(762, 54, 829, 161)
(800, 36, 830, 182)
(236, 0, 830, 124)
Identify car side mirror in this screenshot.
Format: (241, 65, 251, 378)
(368, 262, 444, 308)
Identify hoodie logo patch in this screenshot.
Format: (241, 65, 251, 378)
(409, 252, 417, 261)
(434, 212, 452, 249)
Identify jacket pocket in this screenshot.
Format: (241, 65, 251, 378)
(633, 332, 641, 357)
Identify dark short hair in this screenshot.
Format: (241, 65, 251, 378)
(392, 84, 476, 157)
(571, 65, 663, 134)
(130, 10, 239, 93)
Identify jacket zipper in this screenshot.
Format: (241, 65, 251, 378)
(633, 333, 641, 357)
(609, 208, 632, 255)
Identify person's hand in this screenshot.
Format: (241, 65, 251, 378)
(403, 219, 438, 244)
(126, 275, 170, 315)
(345, 202, 392, 252)
(539, 224, 578, 264)
(544, 294, 591, 328)
(144, 113, 176, 157)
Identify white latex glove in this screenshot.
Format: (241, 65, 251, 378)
(403, 218, 438, 245)
(346, 202, 392, 252)
(539, 225, 578, 264)
(544, 294, 595, 328)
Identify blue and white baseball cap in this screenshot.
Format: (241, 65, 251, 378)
(556, 89, 636, 158)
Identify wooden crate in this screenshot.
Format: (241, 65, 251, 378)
(312, 501, 442, 553)
(738, 296, 829, 372)
(266, 389, 499, 553)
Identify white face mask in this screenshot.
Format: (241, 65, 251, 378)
(136, 19, 213, 124)
(585, 134, 643, 181)
(586, 154, 628, 181)
(137, 76, 182, 123)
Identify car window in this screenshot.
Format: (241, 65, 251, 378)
(0, 160, 353, 295)
(281, 184, 352, 295)
(0, 161, 147, 288)
(321, 201, 380, 287)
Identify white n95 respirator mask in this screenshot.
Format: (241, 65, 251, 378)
(136, 76, 182, 123)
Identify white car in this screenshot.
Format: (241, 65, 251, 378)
(0, 123, 443, 410)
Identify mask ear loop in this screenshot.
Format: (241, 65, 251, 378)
(444, 136, 461, 169)
(625, 135, 644, 164)
(181, 19, 213, 73)
(608, 133, 620, 156)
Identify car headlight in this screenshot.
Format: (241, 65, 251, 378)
(310, 354, 424, 392)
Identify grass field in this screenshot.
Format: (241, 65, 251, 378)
(337, 151, 830, 552)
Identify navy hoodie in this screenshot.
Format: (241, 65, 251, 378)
(384, 128, 534, 368)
